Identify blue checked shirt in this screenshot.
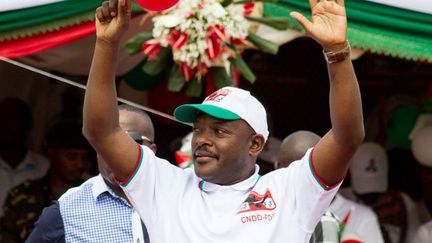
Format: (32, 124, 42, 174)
(26, 175, 149, 243)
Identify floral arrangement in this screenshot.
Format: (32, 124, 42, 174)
(125, 0, 290, 96)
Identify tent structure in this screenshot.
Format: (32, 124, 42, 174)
(266, 0, 432, 62)
(1, 0, 431, 63)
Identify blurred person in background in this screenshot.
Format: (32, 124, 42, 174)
(0, 97, 50, 214)
(277, 131, 384, 243)
(0, 121, 91, 242)
(26, 105, 154, 243)
(349, 142, 420, 243)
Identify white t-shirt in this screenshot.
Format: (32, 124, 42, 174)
(412, 220, 432, 243)
(339, 189, 421, 243)
(122, 146, 340, 243)
(401, 192, 421, 243)
(0, 151, 49, 214)
(329, 194, 384, 243)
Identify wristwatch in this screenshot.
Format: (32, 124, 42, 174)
(323, 41, 351, 64)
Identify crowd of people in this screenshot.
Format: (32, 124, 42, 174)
(0, 0, 431, 242)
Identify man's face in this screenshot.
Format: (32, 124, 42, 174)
(49, 148, 89, 183)
(191, 114, 258, 185)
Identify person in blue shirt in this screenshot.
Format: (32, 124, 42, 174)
(26, 104, 156, 242)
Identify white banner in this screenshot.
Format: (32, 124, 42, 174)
(0, 0, 64, 12)
(1, 0, 430, 14)
(366, 0, 432, 14)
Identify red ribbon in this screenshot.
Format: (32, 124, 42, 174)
(179, 62, 195, 81)
(243, 2, 255, 16)
(169, 29, 189, 49)
(142, 39, 163, 60)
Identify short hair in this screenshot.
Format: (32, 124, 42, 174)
(118, 104, 155, 140)
(277, 130, 321, 168)
(119, 104, 150, 118)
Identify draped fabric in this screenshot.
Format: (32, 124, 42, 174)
(0, 0, 431, 62)
(0, 0, 144, 58)
(264, 0, 432, 62)
(0, 22, 95, 58)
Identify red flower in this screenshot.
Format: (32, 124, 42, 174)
(179, 62, 195, 81)
(169, 29, 189, 49)
(208, 24, 226, 41)
(243, 2, 255, 16)
(205, 37, 222, 60)
(205, 25, 226, 60)
(197, 63, 209, 77)
(231, 38, 247, 45)
(142, 39, 162, 60)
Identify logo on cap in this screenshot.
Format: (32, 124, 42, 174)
(365, 159, 378, 173)
(204, 89, 232, 102)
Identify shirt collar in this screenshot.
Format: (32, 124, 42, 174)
(198, 165, 261, 192)
(91, 174, 110, 200)
(92, 174, 131, 207)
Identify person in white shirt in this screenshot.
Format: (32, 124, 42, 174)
(329, 193, 384, 243)
(349, 142, 421, 243)
(82, 0, 365, 242)
(412, 220, 432, 243)
(0, 97, 49, 214)
(277, 131, 384, 243)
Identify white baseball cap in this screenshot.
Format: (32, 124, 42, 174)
(174, 87, 269, 141)
(349, 142, 388, 194)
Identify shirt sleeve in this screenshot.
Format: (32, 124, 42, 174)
(359, 210, 385, 243)
(120, 145, 191, 224)
(283, 148, 342, 233)
(25, 201, 65, 243)
(401, 192, 421, 243)
(412, 223, 432, 243)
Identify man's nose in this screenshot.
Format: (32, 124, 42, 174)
(75, 154, 88, 170)
(194, 130, 212, 147)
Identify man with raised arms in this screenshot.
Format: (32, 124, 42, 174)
(83, 0, 364, 242)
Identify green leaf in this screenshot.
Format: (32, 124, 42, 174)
(131, 2, 147, 13)
(247, 33, 279, 55)
(124, 59, 160, 91)
(167, 65, 186, 92)
(186, 78, 203, 97)
(220, 0, 233, 7)
(230, 57, 256, 83)
(123, 32, 153, 55)
(210, 67, 233, 88)
(142, 48, 172, 76)
(246, 16, 290, 30)
(234, 0, 279, 4)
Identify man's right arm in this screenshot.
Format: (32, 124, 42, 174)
(83, 0, 138, 181)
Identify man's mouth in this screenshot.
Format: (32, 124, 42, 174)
(194, 150, 217, 164)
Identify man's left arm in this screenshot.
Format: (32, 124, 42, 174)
(291, 0, 364, 186)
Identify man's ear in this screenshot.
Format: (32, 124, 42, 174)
(249, 134, 265, 157)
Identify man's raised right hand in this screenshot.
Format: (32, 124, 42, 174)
(95, 0, 132, 46)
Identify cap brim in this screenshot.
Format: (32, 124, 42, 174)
(174, 104, 241, 123)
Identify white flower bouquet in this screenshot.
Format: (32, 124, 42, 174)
(125, 0, 290, 96)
